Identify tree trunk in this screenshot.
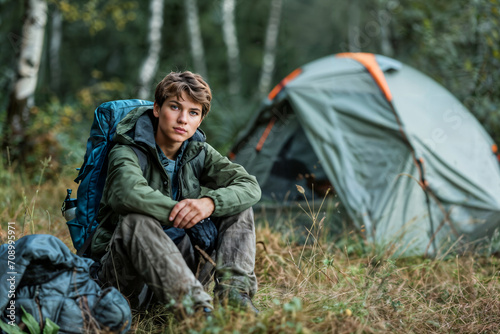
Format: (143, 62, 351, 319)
(348, 0, 361, 52)
(258, 0, 283, 98)
(378, 4, 394, 57)
(3, 0, 48, 160)
(138, 0, 165, 100)
(221, 0, 241, 96)
(50, 8, 62, 92)
(185, 0, 207, 79)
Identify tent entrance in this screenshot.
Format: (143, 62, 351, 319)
(261, 125, 332, 202)
(231, 100, 335, 203)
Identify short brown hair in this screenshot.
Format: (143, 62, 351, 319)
(154, 71, 212, 118)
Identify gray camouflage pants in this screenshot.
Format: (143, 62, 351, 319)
(97, 208, 257, 310)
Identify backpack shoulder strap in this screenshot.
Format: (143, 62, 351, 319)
(77, 146, 148, 258)
(130, 146, 148, 174)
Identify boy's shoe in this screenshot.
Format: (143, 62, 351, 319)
(216, 288, 259, 314)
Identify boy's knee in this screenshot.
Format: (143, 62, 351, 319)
(235, 208, 255, 232)
(118, 214, 164, 240)
(120, 213, 161, 229)
(217, 207, 255, 233)
(240, 207, 254, 224)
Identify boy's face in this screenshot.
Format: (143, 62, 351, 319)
(153, 91, 203, 148)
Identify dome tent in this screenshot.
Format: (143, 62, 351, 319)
(230, 52, 500, 256)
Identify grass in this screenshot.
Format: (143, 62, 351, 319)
(1, 161, 500, 333)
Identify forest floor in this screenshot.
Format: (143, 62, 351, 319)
(1, 164, 500, 334)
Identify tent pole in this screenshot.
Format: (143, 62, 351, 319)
(416, 158, 437, 257)
(424, 187, 437, 257)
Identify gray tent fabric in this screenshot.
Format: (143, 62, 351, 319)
(0, 234, 131, 333)
(231, 53, 500, 256)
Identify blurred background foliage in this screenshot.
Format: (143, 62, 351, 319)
(0, 0, 499, 181)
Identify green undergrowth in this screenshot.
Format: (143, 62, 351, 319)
(1, 162, 500, 333)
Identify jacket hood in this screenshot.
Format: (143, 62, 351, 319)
(114, 106, 206, 150)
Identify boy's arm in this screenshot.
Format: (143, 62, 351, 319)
(104, 145, 178, 225)
(199, 144, 262, 217)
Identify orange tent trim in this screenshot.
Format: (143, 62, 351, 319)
(268, 68, 303, 101)
(256, 117, 277, 152)
(336, 52, 393, 102)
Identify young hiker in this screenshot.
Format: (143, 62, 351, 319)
(89, 71, 261, 315)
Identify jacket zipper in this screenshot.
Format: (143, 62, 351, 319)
(175, 144, 204, 201)
(153, 143, 203, 201)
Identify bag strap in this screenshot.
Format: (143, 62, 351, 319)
(77, 146, 148, 258)
(131, 146, 148, 174)
(77, 229, 96, 257)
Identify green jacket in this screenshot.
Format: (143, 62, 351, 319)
(91, 106, 261, 258)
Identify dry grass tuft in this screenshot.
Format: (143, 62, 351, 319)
(0, 159, 74, 247)
(250, 222, 500, 334)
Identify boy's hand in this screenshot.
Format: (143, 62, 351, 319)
(170, 197, 215, 229)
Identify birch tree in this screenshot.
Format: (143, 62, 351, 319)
(221, 0, 241, 96)
(50, 8, 63, 91)
(185, 0, 207, 79)
(379, 20, 394, 56)
(3, 0, 48, 155)
(348, 0, 361, 52)
(138, 0, 165, 100)
(378, 1, 394, 57)
(258, 0, 283, 98)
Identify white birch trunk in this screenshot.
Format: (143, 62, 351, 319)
(348, 0, 361, 52)
(379, 10, 394, 56)
(221, 0, 240, 96)
(138, 0, 165, 100)
(14, 0, 48, 102)
(185, 0, 207, 79)
(380, 23, 393, 57)
(50, 8, 62, 91)
(258, 0, 282, 98)
(4, 0, 47, 150)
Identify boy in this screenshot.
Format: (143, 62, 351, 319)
(90, 71, 261, 314)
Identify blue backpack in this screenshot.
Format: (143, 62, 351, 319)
(65, 99, 153, 256)
(0, 234, 132, 333)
